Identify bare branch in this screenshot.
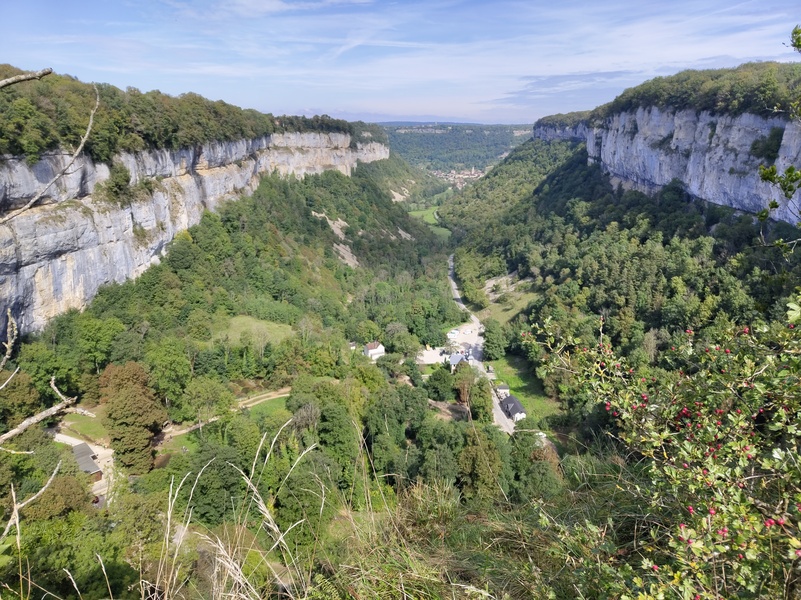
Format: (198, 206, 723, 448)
(0, 68, 52, 90)
(0, 446, 34, 455)
(0, 309, 18, 373)
(0, 461, 61, 542)
(0, 367, 20, 392)
(0, 84, 100, 225)
(0, 377, 77, 445)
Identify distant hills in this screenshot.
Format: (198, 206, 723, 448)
(382, 122, 533, 172)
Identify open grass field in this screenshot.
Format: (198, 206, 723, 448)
(488, 354, 560, 424)
(409, 206, 439, 224)
(244, 397, 289, 421)
(212, 315, 294, 345)
(62, 406, 109, 443)
(159, 431, 201, 455)
(409, 207, 452, 240)
(479, 289, 538, 326)
(427, 225, 452, 241)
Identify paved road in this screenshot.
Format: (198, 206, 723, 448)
(445, 254, 516, 434)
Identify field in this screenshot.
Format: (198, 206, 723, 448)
(488, 354, 560, 424)
(480, 291, 537, 325)
(62, 406, 109, 444)
(212, 315, 294, 345)
(409, 207, 452, 240)
(245, 397, 289, 421)
(158, 431, 200, 455)
(409, 206, 439, 224)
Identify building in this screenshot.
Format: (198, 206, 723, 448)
(449, 352, 466, 371)
(72, 442, 103, 482)
(363, 341, 386, 361)
(500, 395, 527, 422)
(494, 383, 511, 398)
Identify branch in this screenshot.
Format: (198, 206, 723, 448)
(0, 309, 18, 373)
(0, 461, 61, 543)
(0, 68, 52, 90)
(0, 367, 19, 392)
(0, 84, 100, 225)
(0, 377, 77, 445)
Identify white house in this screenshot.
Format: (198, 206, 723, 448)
(363, 341, 386, 361)
(500, 395, 527, 422)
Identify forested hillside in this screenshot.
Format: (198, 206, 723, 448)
(432, 54, 801, 594)
(383, 123, 532, 171)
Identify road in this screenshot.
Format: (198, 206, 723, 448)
(445, 254, 516, 434)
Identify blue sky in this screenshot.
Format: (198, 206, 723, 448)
(2, 0, 799, 123)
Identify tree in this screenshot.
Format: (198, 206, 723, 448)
(452, 362, 476, 404)
(759, 26, 801, 240)
(0, 369, 40, 433)
(20, 475, 90, 521)
(98, 361, 150, 400)
(457, 427, 504, 506)
(469, 377, 493, 423)
(0, 69, 99, 225)
(144, 337, 191, 412)
(318, 402, 359, 486)
(481, 318, 507, 360)
(426, 363, 455, 402)
(75, 314, 125, 373)
(180, 376, 235, 428)
(508, 417, 563, 502)
(416, 418, 464, 483)
(101, 369, 166, 474)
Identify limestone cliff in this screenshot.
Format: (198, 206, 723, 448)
(533, 108, 801, 224)
(0, 133, 389, 332)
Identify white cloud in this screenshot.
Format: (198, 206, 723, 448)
(1, 0, 799, 122)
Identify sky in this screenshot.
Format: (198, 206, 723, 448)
(2, 1, 799, 124)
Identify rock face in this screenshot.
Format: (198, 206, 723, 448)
(533, 108, 801, 224)
(0, 133, 389, 332)
(530, 122, 589, 143)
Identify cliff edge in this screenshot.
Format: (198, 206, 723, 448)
(533, 108, 801, 224)
(0, 133, 389, 332)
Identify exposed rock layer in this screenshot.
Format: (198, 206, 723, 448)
(0, 133, 388, 332)
(533, 108, 801, 224)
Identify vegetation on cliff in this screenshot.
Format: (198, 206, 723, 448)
(0, 64, 386, 164)
(593, 61, 801, 119)
(533, 110, 591, 129)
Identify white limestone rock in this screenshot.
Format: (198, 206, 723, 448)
(0, 133, 389, 332)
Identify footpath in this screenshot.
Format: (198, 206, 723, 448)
(162, 386, 292, 438)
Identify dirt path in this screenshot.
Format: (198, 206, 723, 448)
(163, 387, 292, 439)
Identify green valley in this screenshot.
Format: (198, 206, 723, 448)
(2, 29, 801, 600)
